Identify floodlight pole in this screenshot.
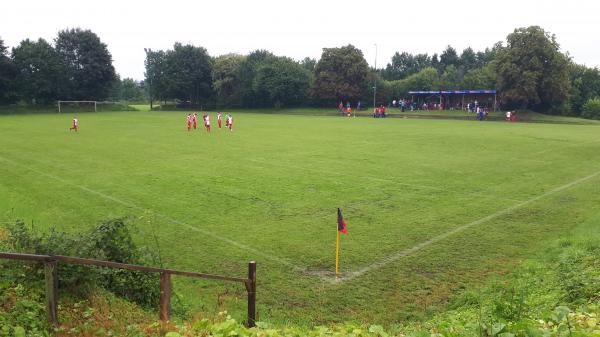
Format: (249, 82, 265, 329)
(373, 44, 378, 111)
(144, 48, 153, 110)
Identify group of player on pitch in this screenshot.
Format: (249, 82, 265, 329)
(68, 112, 234, 133)
(187, 112, 233, 132)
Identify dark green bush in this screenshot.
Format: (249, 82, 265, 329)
(581, 97, 600, 119)
(2, 219, 160, 308)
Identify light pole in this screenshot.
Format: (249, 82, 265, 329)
(144, 48, 153, 110)
(373, 44, 377, 111)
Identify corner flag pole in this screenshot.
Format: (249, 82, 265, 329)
(335, 228, 340, 278)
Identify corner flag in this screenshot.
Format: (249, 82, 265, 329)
(335, 208, 348, 278)
(337, 208, 348, 234)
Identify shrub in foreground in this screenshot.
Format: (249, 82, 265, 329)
(2, 219, 160, 308)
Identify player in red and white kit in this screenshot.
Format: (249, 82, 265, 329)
(186, 113, 192, 131)
(217, 112, 222, 129)
(69, 117, 78, 132)
(192, 113, 198, 130)
(226, 114, 233, 131)
(204, 113, 211, 133)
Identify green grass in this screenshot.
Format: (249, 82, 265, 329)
(1, 110, 599, 325)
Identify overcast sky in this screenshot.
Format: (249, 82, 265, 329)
(2, 0, 599, 81)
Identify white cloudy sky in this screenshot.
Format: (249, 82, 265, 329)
(2, 0, 599, 80)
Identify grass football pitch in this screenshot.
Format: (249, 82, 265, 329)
(1, 111, 599, 324)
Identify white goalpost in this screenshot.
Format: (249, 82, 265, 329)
(57, 101, 124, 113)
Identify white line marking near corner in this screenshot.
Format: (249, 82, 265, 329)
(0, 154, 304, 271)
(334, 170, 600, 283)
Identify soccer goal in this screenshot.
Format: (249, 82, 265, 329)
(57, 101, 129, 113)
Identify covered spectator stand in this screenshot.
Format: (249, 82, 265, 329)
(408, 90, 497, 111)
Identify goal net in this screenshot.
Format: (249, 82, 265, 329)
(57, 101, 132, 113)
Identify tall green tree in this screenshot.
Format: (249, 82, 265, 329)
(113, 78, 145, 101)
(55, 28, 117, 100)
(495, 26, 569, 110)
(237, 50, 275, 107)
(567, 63, 600, 115)
(384, 52, 432, 80)
(162, 43, 213, 105)
(459, 47, 477, 73)
(461, 64, 497, 89)
(0, 37, 17, 104)
(144, 49, 168, 103)
(440, 65, 460, 89)
(403, 67, 440, 91)
(212, 53, 245, 107)
(311, 44, 369, 105)
(439, 46, 459, 71)
(253, 57, 311, 108)
(300, 57, 316, 72)
(11, 38, 65, 104)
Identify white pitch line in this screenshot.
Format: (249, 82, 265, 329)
(335, 169, 600, 283)
(0, 154, 304, 271)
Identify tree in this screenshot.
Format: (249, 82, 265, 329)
(567, 63, 600, 115)
(300, 57, 317, 72)
(253, 57, 311, 107)
(0, 37, 17, 104)
(582, 97, 600, 120)
(212, 53, 245, 107)
(311, 44, 369, 105)
(237, 50, 275, 107)
(385, 52, 413, 80)
(459, 47, 477, 73)
(144, 49, 168, 104)
(440, 65, 460, 89)
(495, 26, 569, 110)
(55, 28, 117, 100)
(439, 46, 459, 71)
(430, 53, 440, 71)
(116, 78, 145, 101)
(403, 67, 440, 91)
(11, 38, 65, 104)
(384, 52, 432, 81)
(163, 43, 213, 105)
(461, 64, 496, 89)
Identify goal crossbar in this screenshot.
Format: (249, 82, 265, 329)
(57, 101, 121, 113)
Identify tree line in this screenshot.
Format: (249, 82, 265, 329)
(1, 26, 599, 118)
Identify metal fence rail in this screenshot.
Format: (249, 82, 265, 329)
(0, 252, 257, 327)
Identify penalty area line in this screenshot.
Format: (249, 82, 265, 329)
(334, 169, 600, 283)
(0, 154, 304, 272)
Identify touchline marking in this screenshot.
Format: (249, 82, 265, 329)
(0, 154, 304, 271)
(335, 170, 600, 283)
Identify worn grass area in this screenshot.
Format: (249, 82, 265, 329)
(1, 111, 599, 325)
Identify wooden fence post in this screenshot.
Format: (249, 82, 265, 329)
(44, 260, 58, 325)
(246, 261, 256, 327)
(159, 272, 171, 321)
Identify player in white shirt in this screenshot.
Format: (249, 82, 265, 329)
(69, 117, 78, 132)
(226, 114, 233, 131)
(204, 113, 211, 133)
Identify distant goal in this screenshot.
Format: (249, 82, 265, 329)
(57, 101, 130, 113)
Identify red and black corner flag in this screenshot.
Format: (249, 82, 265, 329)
(337, 208, 348, 234)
